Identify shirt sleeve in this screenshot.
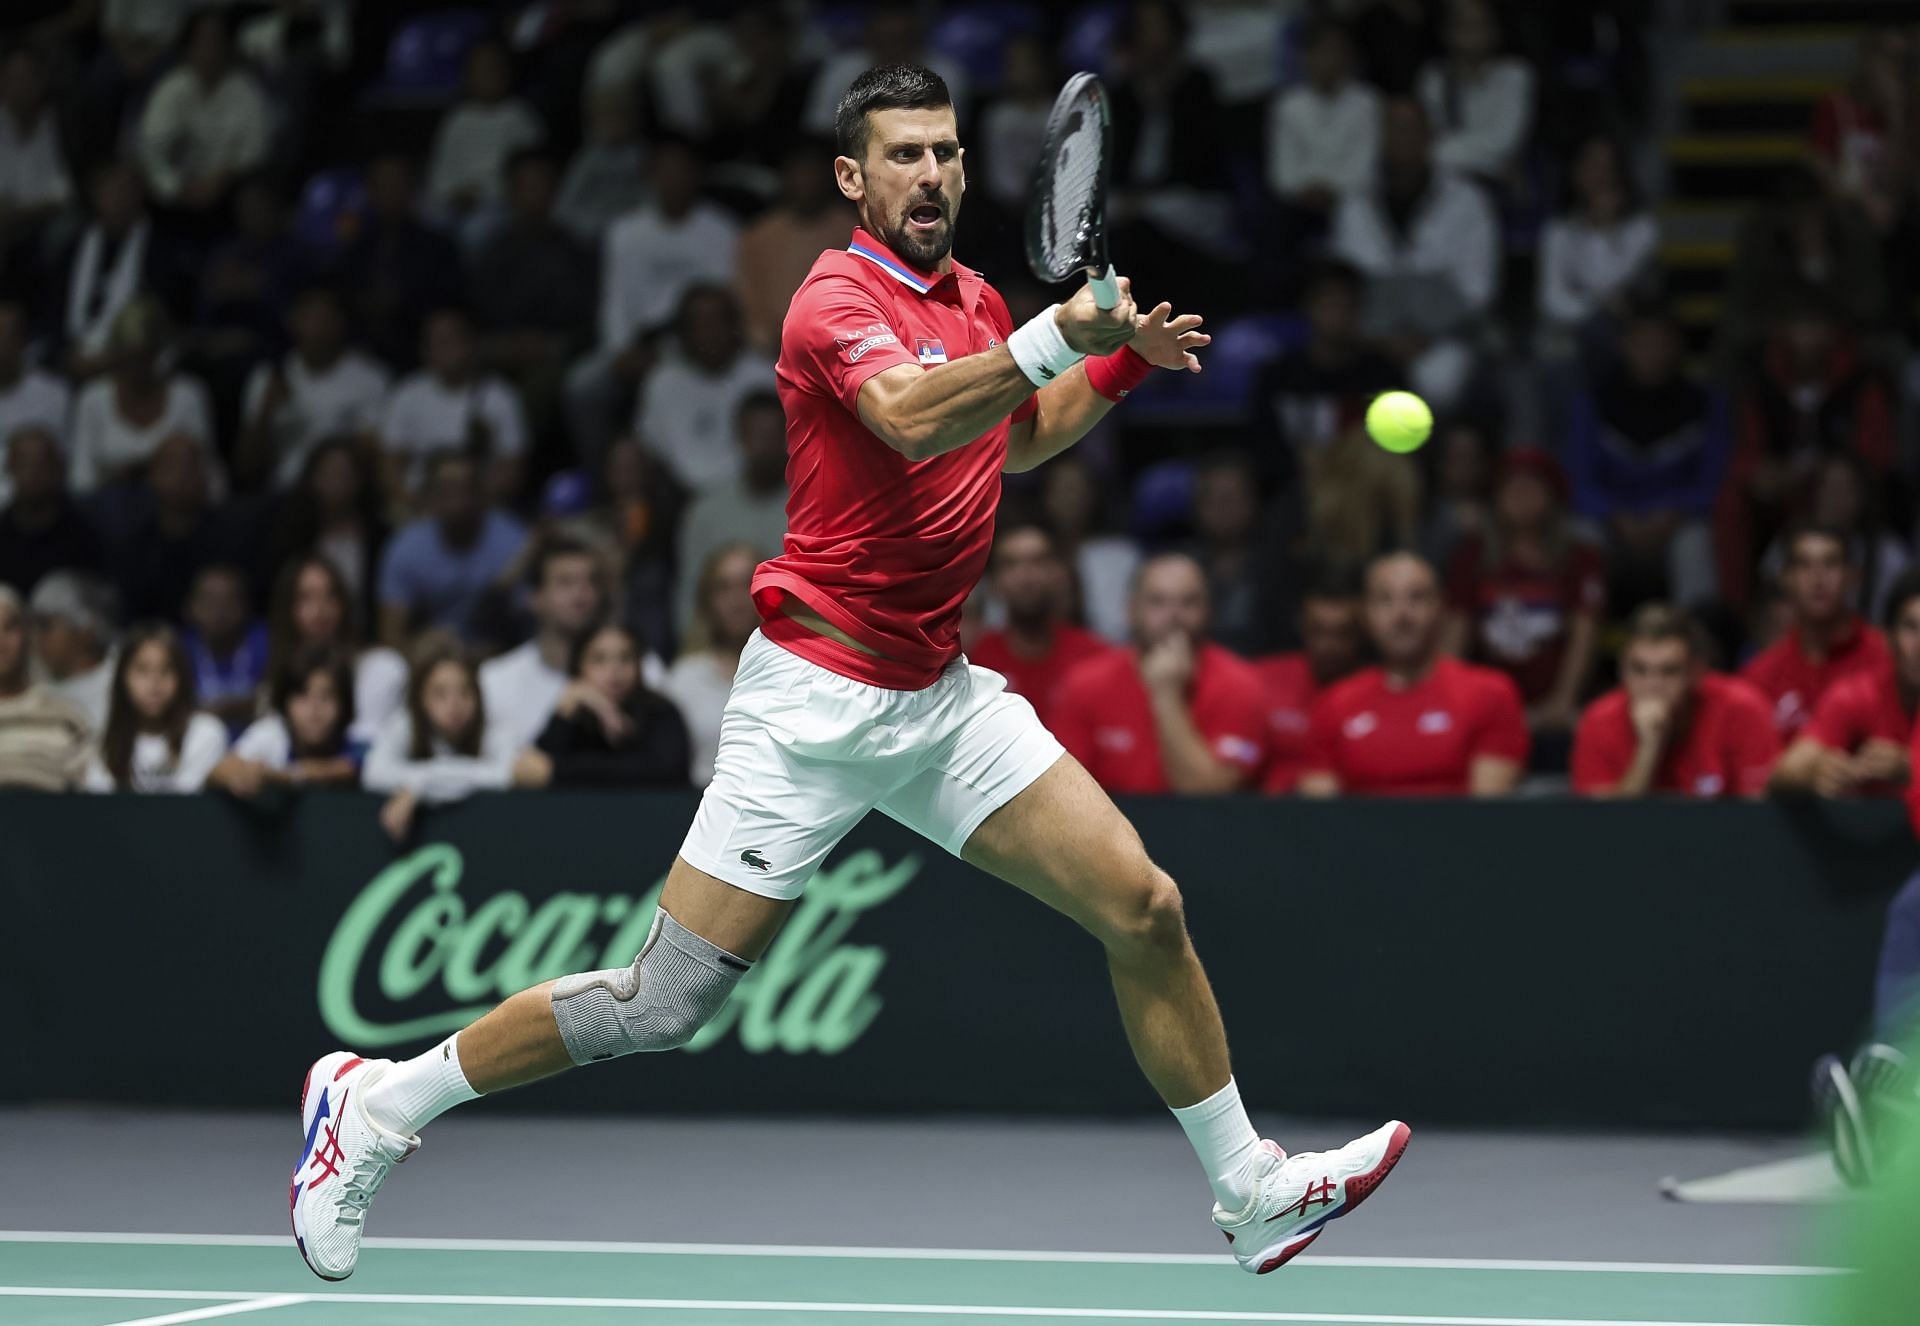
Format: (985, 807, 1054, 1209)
(1470, 672, 1531, 766)
(172, 714, 230, 792)
(782, 272, 924, 413)
(1202, 666, 1270, 780)
(1728, 687, 1785, 795)
(1803, 682, 1864, 753)
(1301, 690, 1343, 780)
(1569, 702, 1625, 794)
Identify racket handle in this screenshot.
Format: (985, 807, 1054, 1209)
(1088, 266, 1119, 310)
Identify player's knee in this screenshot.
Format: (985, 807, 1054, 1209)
(1100, 864, 1189, 964)
(548, 910, 750, 1065)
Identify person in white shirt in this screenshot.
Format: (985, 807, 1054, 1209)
(208, 643, 360, 797)
(978, 35, 1055, 211)
(424, 39, 543, 249)
(662, 541, 760, 787)
(67, 295, 217, 493)
(28, 570, 117, 735)
(1414, 0, 1534, 184)
(0, 49, 74, 244)
(632, 285, 775, 492)
(0, 301, 71, 508)
(83, 623, 227, 792)
(268, 553, 407, 744)
(136, 9, 270, 214)
(478, 534, 607, 753)
(1267, 22, 1381, 217)
(238, 286, 390, 490)
(364, 634, 515, 842)
(554, 88, 647, 247)
(1535, 134, 1658, 356)
(674, 391, 786, 634)
(381, 307, 527, 508)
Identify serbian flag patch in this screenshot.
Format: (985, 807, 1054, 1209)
(916, 339, 948, 365)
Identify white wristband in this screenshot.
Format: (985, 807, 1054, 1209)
(1006, 304, 1084, 387)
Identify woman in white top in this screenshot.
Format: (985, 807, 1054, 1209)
(84, 624, 228, 792)
(363, 633, 514, 841)
(208, 644, 359, 798)
(68, 295, 217, 493)
(267, 552, 406, 744)
(1415, 0, 1534, 184)
(1535, 134, 1658, 357)
(661, 541, 761, 788)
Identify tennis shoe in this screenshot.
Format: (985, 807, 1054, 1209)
(1213, 1120, 1411, 1274)
(290, 1051, 416, 1280)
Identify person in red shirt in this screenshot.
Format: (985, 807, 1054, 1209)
(1053, 552, 1269, 794)
(1299, 551, 1529, 796)
(1772, 569, 1920, 798)
(1256, 571, 1365, 793)
(1742, 524, 1890, 740)
(1572, 603, 1780, 797)
(299, 64, 1410, 1286)
(970, 521, 1112, 730)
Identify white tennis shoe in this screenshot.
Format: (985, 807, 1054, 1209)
(1213, 1120, 1412, 1274)
(290, 1051, 416, 1280)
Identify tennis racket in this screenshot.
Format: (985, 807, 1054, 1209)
(1025, 71, 1121, 310)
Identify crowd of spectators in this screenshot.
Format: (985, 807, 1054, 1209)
(0, 1, 1919, 827)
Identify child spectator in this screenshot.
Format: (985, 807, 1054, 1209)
(971, 523, 1111, 733)
(380, 308, 529, 509)
(1741, 524, 1890, 740)
(268, 554, 406, 744)
(211, 643, 359, 797)
(0, 584, 89, 790)
(363, 634, 514, 841)
(662, 542, 760, 788)
(1772, 570, 1920, 799)
(515, 622, 690, 789)
(182, 562, 269, 735)
(424, 39, 543, 247)
(238, 287, 391, 491)
(84, 622, 227, 792)
(1535, 135, 1658, 360)
(1415, 0, 1534, 184)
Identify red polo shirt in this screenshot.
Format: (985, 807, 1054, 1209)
(1805, 665, 1914, 798)
(758, 227, 1038, 689)
(1053, 643, 1269, 794)
(1740, 619, 1889, 740)
(1253, 652, 1327, 794)
(970, 625, 1112, 731)
(1445, 534, 1606, 703)
(1571, 673, 1780, 797)
(1302, 656, 1529, 795)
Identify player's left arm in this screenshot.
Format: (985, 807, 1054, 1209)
(1003, 301, 1209, 474)
(1467, 674, 1529, 796)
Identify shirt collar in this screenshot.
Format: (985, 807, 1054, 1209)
(846, 227, 979, 308)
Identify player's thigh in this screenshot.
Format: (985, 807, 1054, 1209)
(661, 854, 795, 961)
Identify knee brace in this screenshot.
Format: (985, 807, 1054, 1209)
(549, 909, 751, 1065)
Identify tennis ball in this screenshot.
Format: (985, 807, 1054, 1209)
(1366, 391, 1433, 454)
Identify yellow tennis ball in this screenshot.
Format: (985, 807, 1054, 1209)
(1366, 391, 1433, 454)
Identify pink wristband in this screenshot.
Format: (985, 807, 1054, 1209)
(1084, 346, 1154, 401)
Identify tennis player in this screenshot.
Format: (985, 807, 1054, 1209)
(292, 65, 1408, 1281)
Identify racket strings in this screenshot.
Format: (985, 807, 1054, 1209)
(1040, 108, 1104, 272)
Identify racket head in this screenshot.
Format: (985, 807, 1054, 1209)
(1025, 71, 1113, 286)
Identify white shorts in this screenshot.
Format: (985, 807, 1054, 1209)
(679, 629, 1065, 900)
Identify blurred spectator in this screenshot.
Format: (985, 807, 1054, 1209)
(970, 522, 1111, 732)
(675, 391, 787, 634)
(1346, 0, 1440, 95)
(0, 583, 89, 790)
(470, 149, 596, 391)
(189, 175, 304, 383)
(1332, 97, 1499, 411)
(1415, 0, 1534, 184)
(516, 622, 691, 789)
(590, 10, 739, 143)
(0, 427, 102, 595)
(238, 287, 389, 491)
(1311, 426, 1426, 579)
(424, 39, 543, 247)
(364, 633, 514, 841)
(555, 89, 648, 247)
(1443, 449, 1603, 743)
(380, 308, 528, 509)
(181, 562, 268, 735)
(978, 35, 1055, 214)
(110, 432, 248, 624)
(57, 161, 189, 379)
(1266, 21, 1381, 223)
(1417, 416, 1494, 570)
(377, 452, 527, 647)
(707, 4, 813, 169)
(479, 534, 607, 752)
(567, 436, 683, 657)
(662, 541, 759, 787)
(83, 622, 227, 792)
(0, 301, 71, 507)
(210, 642, 358, 797)
(633, 284, 775, 493)
(1185, 452, 1267, 655)
(736, 137, 853, 357)
(68, 297, 216, 495)
(0, 48, 74, 262)
(1565, 306, 1725, 610)
(1256, 571, 1366, 794)
(1249, 261, 1397, 490)
(337, 154, 464, 369)
(1535, 135, 1658, 360)
(267, 553, 404, 744)
(272, 439, 390, 622)
(1039, 455, 1139, 643)
(1741, 524, 1890, 741)
(1053, 552, 1268, 795)
(136, 9, 270, 221)
(1758, 454, 1912, 627)
(1809, 28, 1911, 235)
(1571, 603, 1778, 798)
(803, 10, 969, 136)
(1772, 570, 1920, 799)
(1299, 550, 1527, 796)
(28, 570, 117, 732)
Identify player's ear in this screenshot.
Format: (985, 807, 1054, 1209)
(958, 145, 967, 193)
(834, 155, 865, 203)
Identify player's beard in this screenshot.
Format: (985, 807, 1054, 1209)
(879, 192, 956, 269)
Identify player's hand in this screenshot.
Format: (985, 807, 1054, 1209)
(379, 788, 418, 843)
(1055, 276, 1136, 356)
(1130, 302, 1209, 373)
(1629, 696, 1671, 747)
(1853, 739, 1909, 786)
(1139, 632, 1194, 694)
(512, 748, 555, 788)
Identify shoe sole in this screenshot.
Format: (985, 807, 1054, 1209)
(1254, 1122, 1413, 1275)
(291, 1052, 363, 1283)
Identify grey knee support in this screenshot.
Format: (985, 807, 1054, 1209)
(549, 909, 751, 1065)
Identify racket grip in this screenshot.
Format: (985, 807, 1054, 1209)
(1088, 267, 1119, 310)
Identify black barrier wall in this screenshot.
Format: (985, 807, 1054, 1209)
(0, 793, 1910, 1127)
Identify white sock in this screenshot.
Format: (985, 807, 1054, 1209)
(364, 1034, 481, 1136)
(1171, 1077, 1263, 1211)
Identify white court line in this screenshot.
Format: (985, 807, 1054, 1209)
(100, 1293, 309, 1326)
(0, 1231, 1845, 1277)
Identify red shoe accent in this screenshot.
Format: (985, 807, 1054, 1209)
(1342, 1122, 1412, 1213)
(332, 1056, 364, 1082)
(1256, 1231, 1319, 1274)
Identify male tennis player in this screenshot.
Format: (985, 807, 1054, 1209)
(293, 65, 1408, 1281)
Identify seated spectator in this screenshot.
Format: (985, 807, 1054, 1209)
(57, 160, 190, 380)
(1332, 97, 1499, 411)
(971, 522, 1112, 732)
(803, 9, 969, 135)
(633, 285, 775, 493)
(337, 154, 464, 370)
(0, 48, 74, 267)
(1266, 21, 1381, 223)
(69, 297, 216, 495)
(424, 39, 543, 247)
(189, 175, 304, 398)
(560, 436, 684, 658)
(377, 452, 527, 647)
(210, 643, 358, 797)
(109, 432, 249, 624)
(1759, 454, 1912, 627)
(0, 300, 72, 505)
(0, 583, 89, 789)
(555, 89, 647, 247)
(29, 570, 117, 732)
(83, 622, 227, 792)
(238, 287, 390, 491)
(0, 427, 103, 595)
(181, 562, 268, 735)
(1571, 603, 1778, 798)
(268, 554, 405, 744)
(364, 633, 515, 841)
(1810, 28, 1910, 235)
(706, 5, 813, 169)
(736, 137, 854, 357)
(1773, 570, 1920, 798)
(1535, 135, 1659, 360)
(1414, 0, 1534, 184)
(1039, 455, 1139, 643)
(1299, 550, 1527, 796)
(1053, 552, 1268, 795)
(380, 308, 528, 509)
(674, 391, 788, 634)
(1256, 571, 1366, 794)
(1741, 524, 1891, 740)
(136, 9, 270, 222)
(515, 622, 690, 789)
(470, 149, 597, 395)
(1186, 452, 1269, 656)
(1417, 416, 1494, 571)
(272, 439, 390, 622)
(662, 541, 759, 787)
(978, 36, 1056, 217)
(1443, 449, 1604, 742)
(478, 534, 607, 752)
